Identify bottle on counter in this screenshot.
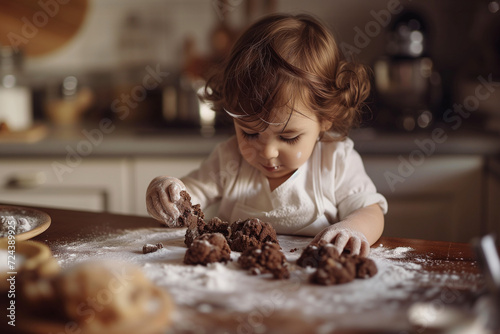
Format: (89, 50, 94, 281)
(0, 46, 32, 132)
(373, 11, 442, 132)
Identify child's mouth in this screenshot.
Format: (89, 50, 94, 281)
(262, 165, 281, 172)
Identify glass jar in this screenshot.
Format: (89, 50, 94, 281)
(0, 46, 32, 131)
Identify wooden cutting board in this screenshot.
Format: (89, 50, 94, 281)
(0, 0, 88, 57)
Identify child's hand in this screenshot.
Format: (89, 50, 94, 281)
(146, 176, 186, 227)
(311, 224, 370, 257)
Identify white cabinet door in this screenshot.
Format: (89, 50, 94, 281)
(0, 158, 131, 214)
(132, 157, 204, 216)
(0, 187, 106, 212)
(363, 155, 484, 243)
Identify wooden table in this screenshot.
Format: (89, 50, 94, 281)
(5, 205, 489, 334)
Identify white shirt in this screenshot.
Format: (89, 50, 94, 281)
(182, 134, 388, 236)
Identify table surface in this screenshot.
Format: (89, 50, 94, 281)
(6, 205, 489, 334)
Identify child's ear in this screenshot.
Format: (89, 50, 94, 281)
(320, 120, 332, 132)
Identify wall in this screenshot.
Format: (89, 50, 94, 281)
(18, 0, 487, 77)
(3, 0, 497, 128)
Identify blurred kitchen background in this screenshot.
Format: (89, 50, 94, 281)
(0, 0, 499, 243)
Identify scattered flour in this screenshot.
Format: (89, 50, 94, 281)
(0, 216, 33, 237)
(51, 228, 480, 331)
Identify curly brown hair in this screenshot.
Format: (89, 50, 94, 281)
(203, 13, 371, 140)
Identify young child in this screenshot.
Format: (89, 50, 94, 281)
(146, 13, 387, 257)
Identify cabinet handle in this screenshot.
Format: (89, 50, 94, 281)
(5, 172, 47, 189)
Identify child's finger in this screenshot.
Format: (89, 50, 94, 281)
(157, 187, 171, 211)
(157, 191, 179, 224)
(146, 197, 156, 220)
(310, 233, 323, 245)
(359, 240, 370, 257)
(168, 183, 182, 202)
(152, 194, 168, 220)
(333, 231, 349, 254)
(349, 237, 362, 256)
(313, 226, 338, 245)
(147, 194, 164, 222)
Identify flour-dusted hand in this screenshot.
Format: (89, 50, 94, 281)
(146, 176, 186, 227)
(311, 224, 370, 257)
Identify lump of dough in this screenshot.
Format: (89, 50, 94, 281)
(142, 243, 164, 254)
(238, 242, 289, 279)
(352, 255, 378, 278)
(310, 257, 355, 285)
(205, 217, 231, 240)
(309, 254, 378, 285)
(185, 216, 230, 248)
(54, 261, 174, 333)
(177, 190, 205, 227)
(296, 240, 339, 268)
(228, 218, 279, 252)
(184, 233, 231, 265)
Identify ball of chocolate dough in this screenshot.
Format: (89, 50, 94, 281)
(309, 253, 378, 285)
(184, 216, 230, 247)
(228, 218, 279, 252)
(352, 256, 378, 278)
(238, 242, 290, 279)
(310, 257, 355, 285)
(205, 217, 231, 239)
(296, 240, 340, 268)
(184, 233, 231, 265)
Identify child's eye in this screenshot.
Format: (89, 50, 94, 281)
(241, 131, 259, 140)
(280, 135, 300, 144)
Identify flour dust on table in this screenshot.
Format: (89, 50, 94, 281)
(51, 227, 480, 331)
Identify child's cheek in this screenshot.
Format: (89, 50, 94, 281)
(296, 151, 302, 160)
(239, 141, 259, 164)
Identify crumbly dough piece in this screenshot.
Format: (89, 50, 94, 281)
(54, 261, 174, 332)
(238, 242, 290, 279)
(228, 218, 279, 252)
(310, 257, 355, 285)
(184, 233, 231, 265)
(296, 240, 340, 268)
(177, 190, 205, 227)
(352, 255, 378, 278)
(205, 217, 231, 240)
(185, 216, 230, 247)
(143, 243, 164, 254)
(309, 254, 378, 285)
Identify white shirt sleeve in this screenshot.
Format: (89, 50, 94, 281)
(181, 136, 241, 208)
(324, 137, 388, 220)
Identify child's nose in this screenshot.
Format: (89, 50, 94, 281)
(260, 142, 279, 160)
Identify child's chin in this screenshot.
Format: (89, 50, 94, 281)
(266, 169, 294, 180)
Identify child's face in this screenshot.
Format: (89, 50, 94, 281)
(234, 107, 328, 185)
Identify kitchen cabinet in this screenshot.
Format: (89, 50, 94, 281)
(132, 157, 204, 216)
(363, 155, 484, 243)
(0, 158, 131, 213)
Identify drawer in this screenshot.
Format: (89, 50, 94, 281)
(0, 158, 131, 213)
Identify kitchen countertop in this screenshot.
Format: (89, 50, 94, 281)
(3, 204, 491, 334)
(0, 123, 499, 158)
